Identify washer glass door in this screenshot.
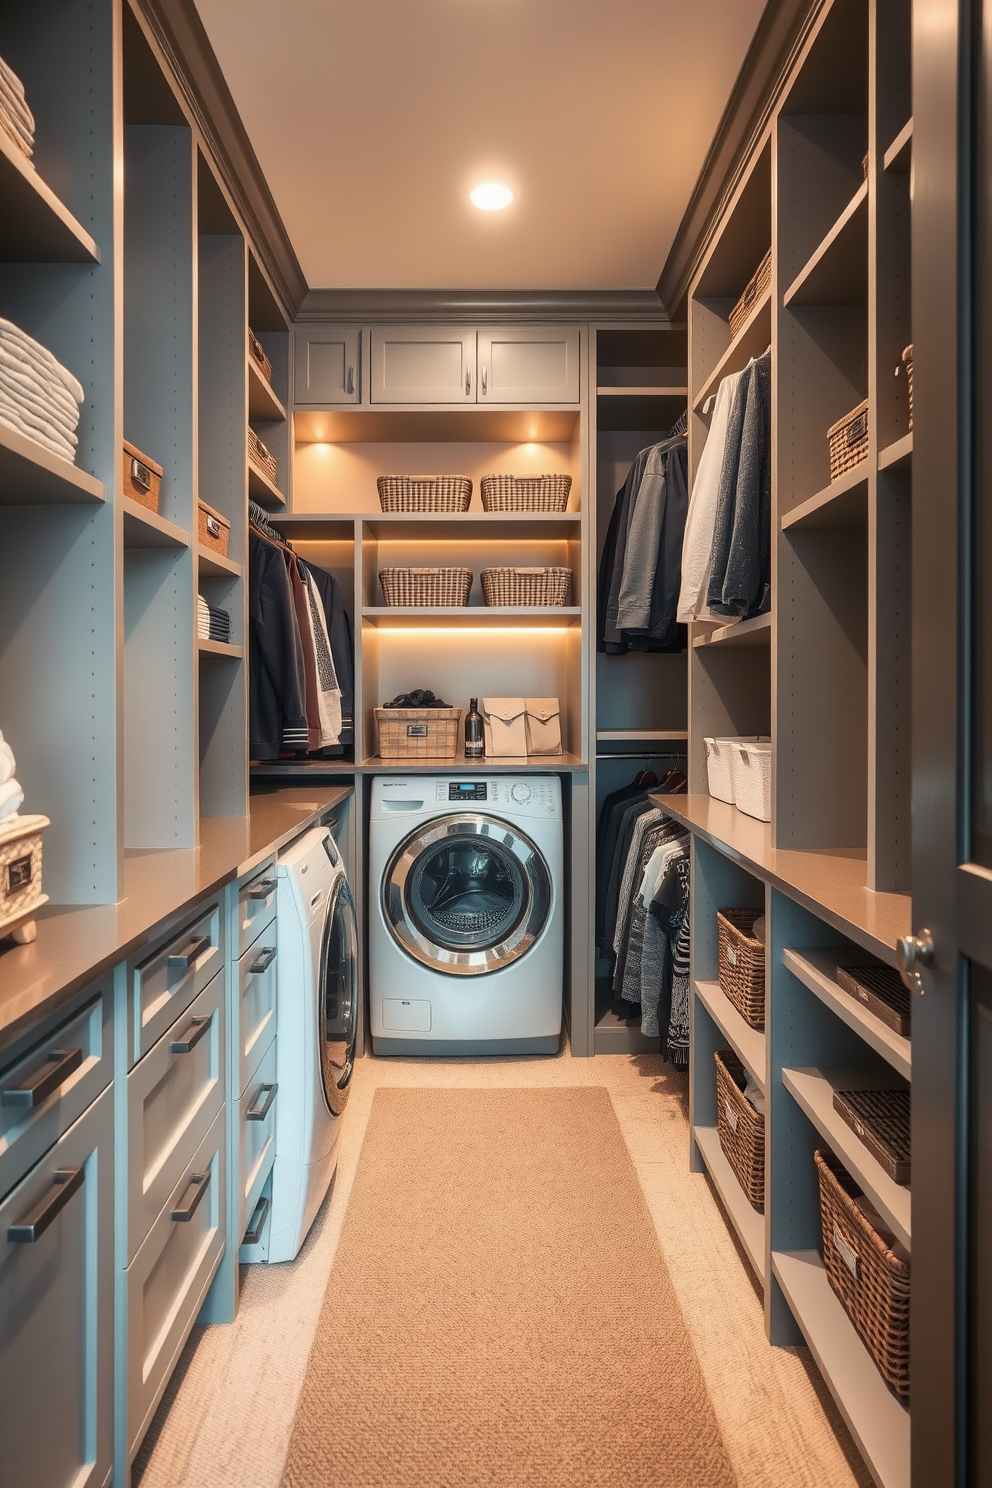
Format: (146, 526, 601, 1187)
(319, 872, 358, 1116)
(383, 814, 552, 975)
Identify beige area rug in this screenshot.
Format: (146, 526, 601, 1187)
(281, 1086, 737, 1488)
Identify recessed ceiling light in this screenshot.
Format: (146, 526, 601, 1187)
(470, 182, 514, 211)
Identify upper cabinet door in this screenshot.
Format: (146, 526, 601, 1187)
(477, 325, 580, 404)
(294, 328, 362, 405)
(370, 326, 476, 403)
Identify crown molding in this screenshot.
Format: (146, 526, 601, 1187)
(297, 288, 668, 323)
(656, 0, 822, 316)
(134, 0, 307, 318)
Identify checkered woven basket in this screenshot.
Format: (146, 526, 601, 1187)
(248, 427, 277, 483)
(379, 567, 473, 607)
(248, 329, 272, 384)
(377, 476, 472, 512)
(729, 248, 772, 338)
(828, 399, 870, 481)
(481, 567, 572, 607)
(480, 474, 572, 512)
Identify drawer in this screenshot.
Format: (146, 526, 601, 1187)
(0, 983, 112, 1203)
(237, 932, 277, 1097)
(239, 1171, 273, 1264)
(126, 1106, 225, 1459)
(238, 1035, 277, 1242)
(126, 971, 224, 1262)
(238, 866, 277, 955)
(0, 1085, 113, 1488)
(130, 900, 223, 1064)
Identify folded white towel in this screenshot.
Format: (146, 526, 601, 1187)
(0, 777, 24, 822)
(0, 333, 84, 410)
(0, 410, 74, 462)
(0, 318, 84, 404)
(0, 395, 76, 456)
(0, 347, 80, 425)
(0, 366, 80, 438)
(0, 732, 15, 787)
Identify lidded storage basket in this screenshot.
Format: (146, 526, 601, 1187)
(377, 476, 472, 512)
(828, 399, 870, 480)
(374, 707, 462, 760)
(480, 474, 572, 512)
(248, 426, 277, 484)
(815, 1147, 911, 1399)
(714, 1049, 765, 1211)
(198, 499, 231, 557)
(248, 328, 272, 384)
(731, 739, 771, 822)
(717, 908, 766, 1029)
(379, 568, 472, 607)
(729, 247, 772, 338)
(481, 567, 572, 607)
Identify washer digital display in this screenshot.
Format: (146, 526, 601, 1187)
(448, 782, 487, 800)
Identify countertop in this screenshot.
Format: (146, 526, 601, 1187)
(0, 786, 352, 1058)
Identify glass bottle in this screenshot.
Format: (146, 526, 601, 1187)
(464, 697, 485, 760)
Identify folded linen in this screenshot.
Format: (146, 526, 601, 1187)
(0, 53, 35, 132)
(0, 319, 85, 405)
(0, 777, 24, 822)
(0, 368, 79, 440)
(0, 410, 73, 461)
(0, 732, 15, 787)
(0, 349, 81, 425)
(0, 396, 76, 458)
(0, 107, 32, 161)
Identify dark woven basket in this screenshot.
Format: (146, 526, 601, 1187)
(828, 399, 869, 480)
(815, 1148, 910, 1399)
(836, 964, 911, 1036)
(248, 328, 272, 384)
(377, 475, 472, 512)
(717, 909, 766, 1029)
(481, 567, 572, 606)
(729, 248, 772, 338)
(833, 1087, 911, 1184)
(479, 474, 572, 512)
(248, 427, 277, 483)
(715, 1049, 765, 1211)
(902, 344, 913, 428)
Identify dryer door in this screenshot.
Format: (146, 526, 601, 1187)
(319, 873, 358, 1116)
(382, 813, 552, 976)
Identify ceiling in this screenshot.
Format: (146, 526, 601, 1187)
(193, 0, 767, 293)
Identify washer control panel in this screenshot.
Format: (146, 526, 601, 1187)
(431, 777, 561, 817)
(446, 781, 487, 801)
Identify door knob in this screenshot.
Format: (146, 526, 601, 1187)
(896, 927, 934, 994)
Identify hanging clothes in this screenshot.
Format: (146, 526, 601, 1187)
(706, 351, 771, 619)
(677, 367, 744, 622)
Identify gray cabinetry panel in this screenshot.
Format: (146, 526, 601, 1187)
(238, 865, 277, 955)
(126, 969, 224, 1262)
(0, 1084, 113, 1488)
(129, 899, 223, 1063)
(237, 923, 277, 1097)
(126, 1106, 226, 1459)
(477, 325, 580, 404)
(294, 326, 361, 405)
(237, 1034, 277, 1242)
(370, 325, 476, 403)
(0, 983, 111, 1202)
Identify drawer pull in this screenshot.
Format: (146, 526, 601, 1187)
(170, 1015, 211, 1055)
(2, 1047, 83, 1109)
(167, 933, 210, 971)
(8, 1166, 84, 1243)
(249, 945, 277, 975)
(243, 1194, 270, 1246)
(246, 1082, 277, 1121)
(247, 878, 276, 901)
(171, 1169, 210, 1223)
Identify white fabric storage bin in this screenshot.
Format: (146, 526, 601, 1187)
(704, 736, 764, 804)
(732, 740, 772, 822)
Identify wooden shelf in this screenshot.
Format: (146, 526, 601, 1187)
(884, 119, 913, 174)
(121, 498, 189, 550)
(782, 462, 869, 531)
(362, 606, 581, 629)
(772, 1250, 910, 1488)
(0, 128, 99, 263)
(693, 1125, 765, 1282)
(247, 460, 287, 509)
(879, 432, 912, 471)
(0, 421, 105, 504)
(782, 1067, 910, 1250)
(247, 359, 286, 422)
(197, 638, 243, 659)
(359, 751, 587, 773)
(695, 979, 766, 1091)
(596, 385, 688, 398)
(270, 512, 581, 541)
(293, 407, 580, 444)
(596, 729, 688, 742)
(783, 948, 912, 1080)
(197, 545, 242, 579)
(784, 182, 868, 308)
(692, 285, 772, 415)
(692, 612, 771, 650)
(651, 795, 911, 964)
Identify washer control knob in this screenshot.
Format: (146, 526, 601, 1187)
(511, 782, 532, 804)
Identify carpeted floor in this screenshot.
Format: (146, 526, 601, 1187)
(281, 1086, 737, 1488)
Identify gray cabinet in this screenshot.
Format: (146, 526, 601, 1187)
(294, 327, 361, 404)
(0, 1085, 114, 1488)
(238, 865, 277, 954)
(237, 927, 277, 1097)
(370, 325, 477, 403)
(237, 1034, 277, 1241)
(477, 325, 580, 404)
(128, 900, 223, 1064)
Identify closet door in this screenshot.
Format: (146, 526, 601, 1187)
(477, 325, 580, 403)
(294, 327, 362, 404)
(369, 326, 476, 403)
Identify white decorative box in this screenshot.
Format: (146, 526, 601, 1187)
(0, 813, 50, 944)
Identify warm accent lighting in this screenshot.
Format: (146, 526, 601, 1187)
(470, 182, 514, 211)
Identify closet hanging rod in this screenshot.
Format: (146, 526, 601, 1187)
(595, 751, 686, 761)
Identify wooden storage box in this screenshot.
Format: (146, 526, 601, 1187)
(198, 500, 231, 557)
(728, 248, 772, 338)
(828, 399, 870, 480)
(374, 707, 462, 760)
(714, 1048, 765, 1211)
(0, 813, 50, 944)
(716, 908, 765, 1029)
(122, 439, 163, 513)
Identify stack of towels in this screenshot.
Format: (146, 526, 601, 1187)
(0, 52, 35, 162)
(0, 317, 85, 464)
(197, 595, 231, 644)
(0, 729, 24, 824)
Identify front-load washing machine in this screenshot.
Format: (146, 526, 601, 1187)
(369, 775, 563, 1056)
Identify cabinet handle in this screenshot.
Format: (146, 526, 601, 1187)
(465, 366, 472, 397)
(170, 1015, 211, 1055)
(247, 877, 276, 901)
(8, 1166, 84, 1243)
(347, 365, 355, 396)
(171, 1169, 211, 1223)
(249, 945, 277, 975)
(246, 1082, 277, 1121)
(896, 927, 935, 995)
(2, 1047, 83, 1109)
(243, 1194, 270, 1246)
(167, 933, 210, 970)
(481, 364, 488, 396)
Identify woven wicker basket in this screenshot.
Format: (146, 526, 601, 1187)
(377, 476, 472, 512)
(122, 439, 163, 513)
(902, 344, 913, 428)
(379, 568, 472, 607)
(833, 1087, 911, 1185)
(815, 1148, 910, 1399)
(0, 813, 50, 941)
(198, 500, 231, 556)
(374, 707, 462, 759)
(828, 399, 870, 480)
(479, 474, 572, 512)
(717, 908, 766, 1029)
(715, 1049, 765, 1211)
(729, 248, 772, 338)
(481, 567, 572, 607)
(248, 328, 272, 384)
(248, 427, 277, 484)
